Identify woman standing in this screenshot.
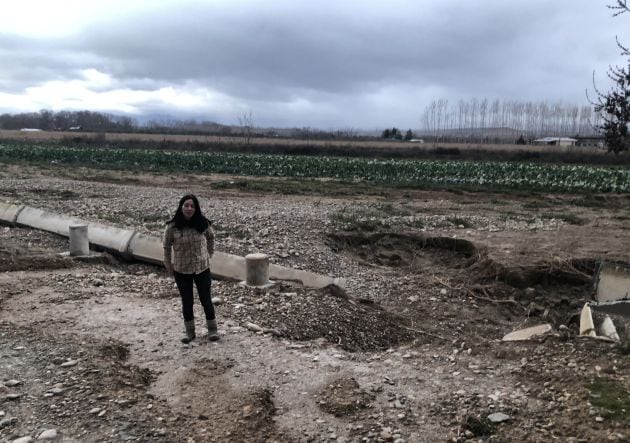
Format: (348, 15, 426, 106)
(163, 194, 219, 343)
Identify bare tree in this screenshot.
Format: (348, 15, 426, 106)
(609, 0, 630, 15)
(479, 98, 488, 141)
(237, 110, 255, 145)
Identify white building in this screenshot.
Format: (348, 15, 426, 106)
(532, 137, 577, 147)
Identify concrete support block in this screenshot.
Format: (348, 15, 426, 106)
(245, 253, 270, 286)
(69, 224, 89, 256)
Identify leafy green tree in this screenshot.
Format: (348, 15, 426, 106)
(404, 129, 414, 141)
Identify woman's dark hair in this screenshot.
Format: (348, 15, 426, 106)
(168, 194, 210, 232)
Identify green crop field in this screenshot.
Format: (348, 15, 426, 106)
(1, 143, 629, 193)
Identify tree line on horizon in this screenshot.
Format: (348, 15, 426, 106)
(0, 109, 366, 140)
(419, 98, 602, 143)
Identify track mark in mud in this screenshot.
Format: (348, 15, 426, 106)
(29, 188, 80, 199)
(158, 364, 279, 442)
(316, 376, 374, 417)
(0, 244, 73, 272)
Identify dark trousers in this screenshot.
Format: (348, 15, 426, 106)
(173, 269, 215, 322)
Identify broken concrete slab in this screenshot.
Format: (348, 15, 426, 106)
(502, 324, 552, 341)
(579, 303, 596, 337)
(599, 315, 620, 342)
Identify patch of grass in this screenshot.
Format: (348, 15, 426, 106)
(211, 178, 388, 197)
(570, 194, 608, 208)
(463, 415, 495, 437)
(372, 203, 413, 217)
(446, 216, 475, 228)
(617, 341, 630, 355)
(404, 218, 425, 229)
(587, 377, 630, 423)
(522, 200, 554, 209)
(497, 210, 522, 221)
(144, 222, 164, 231)
(489, 198, 510, 206)
(330, 207, 389, 232)
(101, 213, 125, 224)
(212, 222, 249, 239)
(212, 179, 302, 194)
(446, 188, 465, 195)
(141, 213, 165, 223)
(540, 212, 586, 225)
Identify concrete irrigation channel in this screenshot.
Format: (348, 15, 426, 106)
(0, 202, 344, 289)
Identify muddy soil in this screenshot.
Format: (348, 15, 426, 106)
(1, 165, 630, 442)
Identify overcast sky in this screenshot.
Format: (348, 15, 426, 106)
(0, 0, 628, 129)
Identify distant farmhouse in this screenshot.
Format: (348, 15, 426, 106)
(532, 137, 577, 147)
(575, 136, 606, 149)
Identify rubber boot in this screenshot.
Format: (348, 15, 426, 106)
(207, 319, 220, 342)
(181, 320, 196, 344)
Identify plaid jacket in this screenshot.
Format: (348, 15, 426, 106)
(163, 223, 214, 274)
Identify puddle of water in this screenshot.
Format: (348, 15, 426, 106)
(594, 262, 630, 303)
(592, 300, 630, 317)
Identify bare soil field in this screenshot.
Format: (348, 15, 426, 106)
(1, 164, 630, 442)
(0, 129, 604, 154)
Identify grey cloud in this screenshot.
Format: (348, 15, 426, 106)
(0, 0, 628, 127)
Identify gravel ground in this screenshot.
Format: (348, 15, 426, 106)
(1, 167, 630, 442)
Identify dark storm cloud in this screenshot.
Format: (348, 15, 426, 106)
(0, 0, 628, 127)
(70, 1, 623, 98)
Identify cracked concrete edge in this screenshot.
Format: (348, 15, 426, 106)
(0, 202, 25, 225)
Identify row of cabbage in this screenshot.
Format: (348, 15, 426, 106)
(1, 144, 629, 192)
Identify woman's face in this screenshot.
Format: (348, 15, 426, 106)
(181, 199, 196, 220)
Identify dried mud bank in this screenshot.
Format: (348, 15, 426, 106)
(1, 170, 630, 442)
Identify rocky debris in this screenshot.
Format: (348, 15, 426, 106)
(487, 412, 510, 423)
(225, 282, 418, 352)
(36, 429, 58, 440)
(0, 323, 193, 442)
(502, 324, 553, 341)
